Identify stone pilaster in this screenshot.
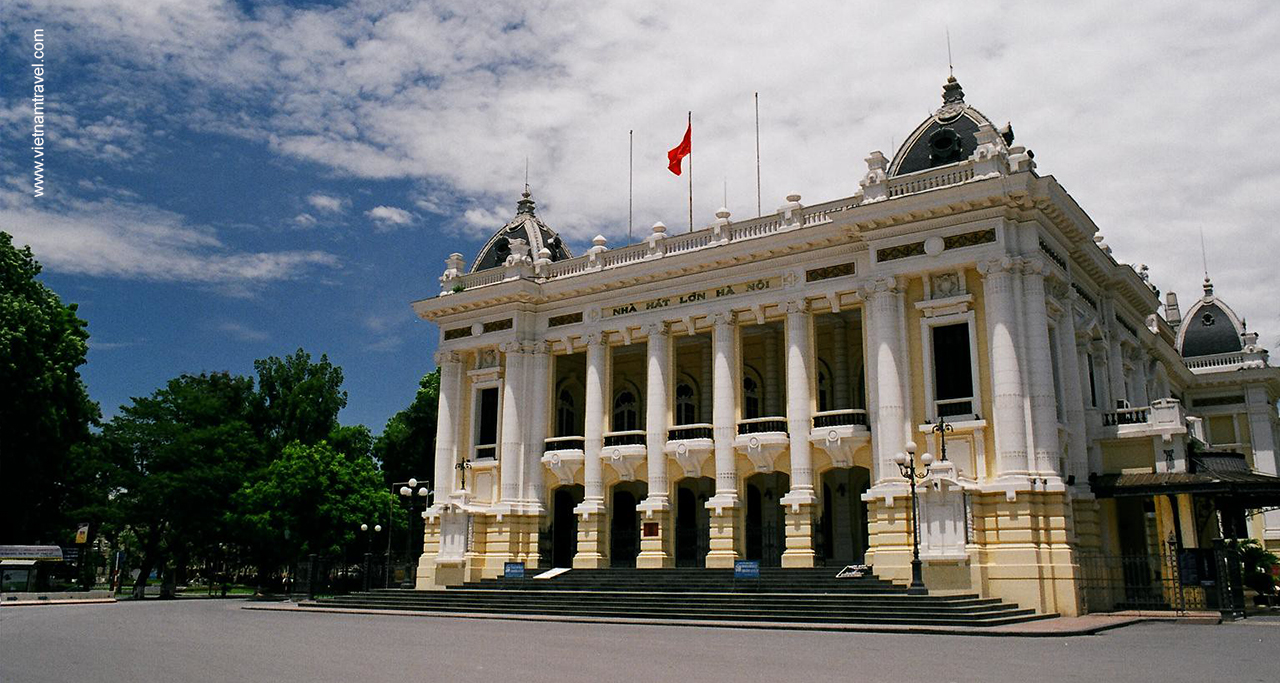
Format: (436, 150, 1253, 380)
(499, 341, 527, 504)
(705, 311, 740, 567)
(1021, 258, 1061, 478)
(978, 258, 1030, 478)
(781, 300, 817, 567)
(433, 351, 464, 501)
(637, 322, 674, 568)
(573, 332, 609, 567)
(866, 277, 908, 485)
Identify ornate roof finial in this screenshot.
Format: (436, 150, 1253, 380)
(1202, 276, 1214, 297)
(942, 75, 965, 106)
(516, 187, 536, 215)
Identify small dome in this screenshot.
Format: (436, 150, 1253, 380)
(471, 190, 573, 272)
(1176, 279, 1246, 358)
(888, 76, 1013, 177)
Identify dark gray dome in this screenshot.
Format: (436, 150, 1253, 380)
(471, 190, 573, 273)
(1177, 279, 1246, 358)
(1180, 302, 1243, 357)
(889, 76, 1014, 178)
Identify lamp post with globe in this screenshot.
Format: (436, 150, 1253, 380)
(892, 441, 935, 594)
(387, 478, 431, 588)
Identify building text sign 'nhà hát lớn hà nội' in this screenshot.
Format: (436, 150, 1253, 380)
(602, 276, 781, 319)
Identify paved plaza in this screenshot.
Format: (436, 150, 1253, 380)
(1, 599, 1275, 683)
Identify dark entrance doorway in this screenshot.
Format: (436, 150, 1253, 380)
(547, 485, 583, 568)
(609, 481, 647, 568)
(818, 466, 870, 566)
(675, 477, 713, 567)
(745, 472, 788, 567)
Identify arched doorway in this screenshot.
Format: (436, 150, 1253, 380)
(818, 467, 870, 566)
(745, 472, 788, 567)
(547, 485, 583, 568)
(674, 477, 714, 567)
(609, 481, 647, 567)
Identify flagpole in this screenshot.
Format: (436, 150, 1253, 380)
(687, 111, 693, 233)
(755, 92, 762, 217)
(629, 129, 634, 242)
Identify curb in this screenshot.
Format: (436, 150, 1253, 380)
(242, 602, 1149, 637)
(1, 598, 117, 607)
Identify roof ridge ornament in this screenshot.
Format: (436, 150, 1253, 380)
(516, 188, 536, 215)
(937, 75, 966, 120)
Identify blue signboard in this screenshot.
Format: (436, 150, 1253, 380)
(733, 560, 760, 579)
(504, 561, 526, 579)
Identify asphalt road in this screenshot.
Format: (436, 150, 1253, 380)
(1, 599, 1276, 683)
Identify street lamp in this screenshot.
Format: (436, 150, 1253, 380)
(929, 414, 954, 461)
(387, 478, 431, 589)
(892, 441, 934, 594)
(357, 523, 381, 592)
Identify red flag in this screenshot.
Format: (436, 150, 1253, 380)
(667, 121, 691, 175)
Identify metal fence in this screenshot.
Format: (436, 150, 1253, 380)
(1077, 545, 1245, 617)
(296, 554, 420, 598)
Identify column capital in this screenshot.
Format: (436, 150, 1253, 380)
(498, 340, 527, 355)
(584, 331, 607, 347)
(784, 299, 809, 315)
(643, 321, 669, 338)
(710, 311, 737, 328)
(1020, 255, 1047, 276)
(527, 339, 552, 355)
(977, 256, 1016, 276)
(865, 276, 902, 296)
(433, 350, 462, 365)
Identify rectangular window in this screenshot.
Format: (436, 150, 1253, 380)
(931, 323, 974, 418)
(1207, 415, 1237, 447)
(1049, 327, 1064, 421)
(475, 387, 499, 459)
(1086, 353, 1098, 408)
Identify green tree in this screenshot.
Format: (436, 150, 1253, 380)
(0, 231, 99, 543)
(235, 440, 390, 566)
(253, 349, 347, 451)
(374, 368, 439, 488)
(99, 372, 262, 597)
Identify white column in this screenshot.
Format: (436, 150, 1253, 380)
(1107, 322, 1127, 408)
(1021, 259, 1061, 478)
(833, 319, 850, 410)
(499, 342, 527, 504)
(710, 311, 739, 500)
(1132, 351, 1151, 407)
(700, 341, 712, 424)
(522, 342, 551, 507)
(1247, 384, 1280, 540)
(784, 301, 815, 499)
(1055, 301, 1089, 485)
(979, 258, 1030, 478)
(433, 351, 464, 501)
(644, 323, 671, 505)
(764, 328, 780, 416)
(867, 277, 908, 485)
(582, 333, 608, 507)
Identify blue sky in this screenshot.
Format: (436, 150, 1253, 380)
(3, 1, 1278, 432)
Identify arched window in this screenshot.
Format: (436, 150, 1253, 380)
(556, 389, 576, 437)
(743, 375, 761, 419)
(613, 390, 639, 431)
(675, 383, 697, 425)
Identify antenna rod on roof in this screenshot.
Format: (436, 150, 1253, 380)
(1199, 226, 1209, 281)
(755, 92, 762, 217)
(629, 130, 634, 242)
(946, 27, 954, 78)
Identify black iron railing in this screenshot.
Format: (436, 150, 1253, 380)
(668, 424, 714, 440)
(737, 418, 787, 435)
(812, 410, 869, 428)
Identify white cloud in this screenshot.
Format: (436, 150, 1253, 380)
(292, 213, 318, 228)
(365, 205, 414, 228)
(0, 189, 339, 287)
(217, 321, 269, 342)
(9, 0, 1280, 338)
(306, 193, 345, 213)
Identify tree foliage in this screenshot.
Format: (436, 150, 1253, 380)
(0, 231, 98, 543)
(236, 440, 391, 562)
(254, 348, 347, 451)
(98, 372, 262, 592)
(374, 368, 439, 488)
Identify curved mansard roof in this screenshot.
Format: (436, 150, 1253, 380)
(888, 76, 1015, 177)
(471, 190, 573, 273)
(1176, 279, 1246, 358)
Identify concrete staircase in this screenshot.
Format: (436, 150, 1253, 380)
(306, 568, 1051, 627)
